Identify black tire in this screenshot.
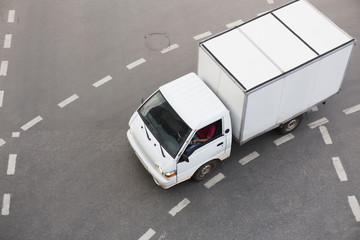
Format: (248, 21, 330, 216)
(278, 115, 303, 135)
(192, 160, 218, 181)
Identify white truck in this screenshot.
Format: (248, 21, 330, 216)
(127, 0, 356, 189)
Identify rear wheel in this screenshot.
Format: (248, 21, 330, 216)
(192, 160, 217, 181)
(278, 115, 303, 135)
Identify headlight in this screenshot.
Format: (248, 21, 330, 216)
(129, 128, 134, 135)
(156, 165, 163, 174)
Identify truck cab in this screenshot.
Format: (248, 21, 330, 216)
(127, 73, 231, 188)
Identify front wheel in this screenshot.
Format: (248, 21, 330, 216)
(192, 160, 218, 181)
(278, 115, 303, 135)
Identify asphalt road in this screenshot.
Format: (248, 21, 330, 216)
(0, 0, 359, 239)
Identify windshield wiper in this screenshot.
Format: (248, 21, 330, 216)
(160, 144, 165, 158)
(141, 125, 151, 141)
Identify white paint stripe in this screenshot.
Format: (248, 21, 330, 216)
(204, 173, 225, 189)
(12, 132, 20, 138)
(0, 138, 5, 147)
(169, 198, 190, 216)
(319, 126, 332, 145)
(311, 106, 318, 112)
(139, 228, 156, 240)
(0, 90, 4, 107)
(257, 10, 271, 16)
(343, 104, 360, 115)
(274, 133, 295, 146)
(58, 94, 79, 108)
(21, 116, 43, 131)
(267, 0, 274, 4)
(308, 117, 329, 129)
(126, 58, 146, 70)
(193, 31, 212, 41)
(226, 19, 244, 28)
(161, 44, 179, 54)
(7, 154, 17, 175)
(348, 196, 360, 222)
(239, 151, 260, 165)
(4, 34, 12, 48)
(332, 157, 347, 182)
(92, 75, 112, 88)
(1, 194, 11, 216)
(0, 61, 9, 76)
(8, 10, 15, 23)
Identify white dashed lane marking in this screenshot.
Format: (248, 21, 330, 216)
(319, 126, 332, 145)
(267, 0, 274, 4)
(1, 194, 11, 216)
(226, 19, 244, 28)
(332, 157, 347, 182)
(311, 105, 318, 112)
(12, 132, 20, 138)
(139, 228, 156, 240)
(161, 44, 179, 54)
(7, 154, 17, 175)
(169, 198, 190, 216)
(126, 58, 146, 70)
(0, 90, 4, 107)
(58, 94, 79, 108)
(0, 61, 9, 76)
(3, 34, 12, 48)
(348, 196, 360, 222)
(193, 31, 212, 41)
(8, 10, 15, 23)
(343, 104, 360, 115)
(239, 151, 260, 165)
(308, 117, 329, 129)
(274, 133, 295, 146)
(204, 173, 225, 189)
(21, 116, 43, 131)
(0, 138, 5, 147)
(92, 75, 112, 88)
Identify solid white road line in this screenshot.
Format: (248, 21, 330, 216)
(126, 58, 146, 70)
(0, 138, 5, 147)
(319, 126, 332, 145)
(161, 44, 179, 54)
(239, 151, 260, 165)
(169, 198, 190, 216)
(4, 34, 12, 48)
(21, 116, 43, 131)
(1, 194, 11, 216)
(308, 117, 329, 129)
(0, 90, 4, 107)
(348, 196, 360, 222)
(332, 157, 347, 182)
(226, 19, 244, 28)
(58, 94, 79, 108)
(343, 104, 360, 115)
(12, 132, 20, 137)
(0, 61, 9, 76)
(274, 133, 295, 146)
(8, 10, 15, 23)
(139, 228, 156, 240)
(193, 31, 212, 41)
(7, 154, 17, 175)
(92, 75, 112, 88)
(204, 173, 225, 189)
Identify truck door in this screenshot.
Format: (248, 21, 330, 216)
(177, 119, 225, 183)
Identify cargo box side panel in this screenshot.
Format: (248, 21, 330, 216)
(242, 79, 283, 142)
(217, 71, 245, 142)
(308, 44, 354, 106)
(198, 47, 221, 94)
(277, 61, 320, 123)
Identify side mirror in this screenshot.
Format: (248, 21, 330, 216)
(179, 154, 189, 163)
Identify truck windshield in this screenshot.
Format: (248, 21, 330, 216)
(138, 91, 192, 158)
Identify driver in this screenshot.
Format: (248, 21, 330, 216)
(186, 124, 216, 152)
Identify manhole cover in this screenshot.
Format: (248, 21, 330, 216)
(144, 33, 170, 51)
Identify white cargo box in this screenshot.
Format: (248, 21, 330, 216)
(198, 0, 356, 143)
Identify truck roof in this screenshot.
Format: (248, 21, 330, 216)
(159, 73, 228, 130)
(200, 0, 355, 92)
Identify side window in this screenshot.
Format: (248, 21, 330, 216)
(184, 119, 223, 155)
